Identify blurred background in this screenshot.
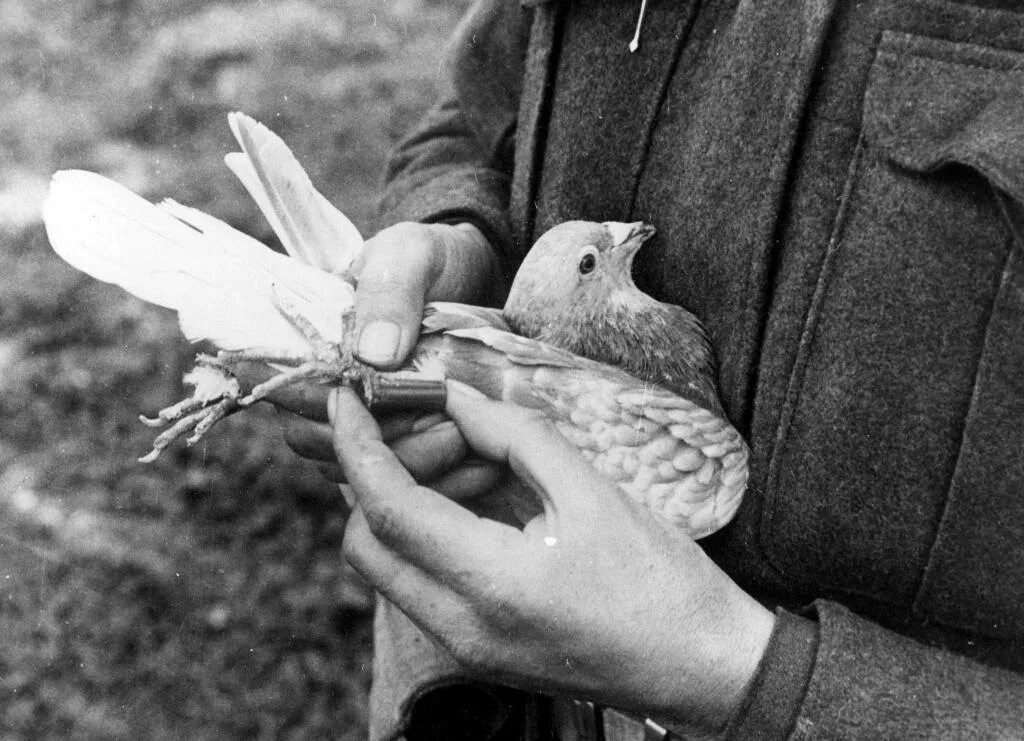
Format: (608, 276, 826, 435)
(0, 0, 467, 737)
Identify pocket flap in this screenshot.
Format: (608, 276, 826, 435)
(865, 31, 1024, 204)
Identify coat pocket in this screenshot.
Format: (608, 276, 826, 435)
(763, 30, 1024, 637)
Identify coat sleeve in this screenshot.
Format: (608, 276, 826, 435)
(375, 0, 532, 276)
(724, 601, 1024, 739)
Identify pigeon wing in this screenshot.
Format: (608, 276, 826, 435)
(225, 112, 363, 274)
(522, 368, 748, 537)
(415, 325, 748, 537)
(421, 301, 511, 333)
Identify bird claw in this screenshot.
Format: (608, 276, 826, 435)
(137, 347, 361, 461)
(138, 361, 244, 462)
(139, 390, 226, 428)
(138, 397, 242, 463)
(137, 303, 423, 461)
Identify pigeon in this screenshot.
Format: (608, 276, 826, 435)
(42, 113, 748, 537)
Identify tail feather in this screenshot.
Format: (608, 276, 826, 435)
(226, 112, 363, 273)
(43, 169, 354, 354)
(43, 170, 242, 310)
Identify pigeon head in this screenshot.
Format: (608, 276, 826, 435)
(503, 220, 656, 338)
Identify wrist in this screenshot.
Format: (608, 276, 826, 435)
(646, 591, 776, 736)
(714, 600, 777, 723)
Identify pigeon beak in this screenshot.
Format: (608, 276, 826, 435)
(604, 221, 656, 270)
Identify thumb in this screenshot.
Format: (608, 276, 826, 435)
(353, 222, 497, 370)
(352, 229, 437, 370)
(444, 381, 615, 519)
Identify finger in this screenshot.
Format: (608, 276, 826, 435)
(317, 445, 467, 486)
(433, 466, 523, 527)
(330, 387, 522, 583)
(319, 450, 492, 493)
(282, 406, 453, 463)
(337, 483, 355, 511)
(325, 423, 470, 485)
(445, 381, 617, 518)
(323, 456, 502, 498)
(429, 457, 506, 501)
(389, 421, 468, 482)
(295, 410, 461, 482)
(318, 462, 346, 483)
(353, 230, 439, 369)
(379, 411, 450, 442)
(280, 411, 335, 461)
(343, 506, 472, 634)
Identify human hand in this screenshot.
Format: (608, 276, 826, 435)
(224, 364, 506, 506)
(238, 220, 504, 497)
(332, 382, 775, 735)
(351, 220, 500, 369)
(278, 406, 507, 507)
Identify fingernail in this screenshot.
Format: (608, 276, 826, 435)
(409, 420, 458, 438)
(357, 321, 401, 365)
(327, 388, 339, 425)
(337, 483, 356, 510)
(446, 379, 487, 400)
(410, 412, 449, 434)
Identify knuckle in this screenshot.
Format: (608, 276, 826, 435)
(529, 414, 561, 437)
(342, 517, 372, 569)
(505, 404, 552, 431)
(361, 500, 405, 544)
(317, 463, 345, 483)
(364, 224, 435, 265)
(341, 526, 361, 564)
(442, 629, 494, 673)
(469, 572, 532, 632)
(479, 596, 524, 635)
(364, 222, 444, 276)
(281, 422, 314, 455)
(511, 411, 562, 445)
(393, 431, 466, 480)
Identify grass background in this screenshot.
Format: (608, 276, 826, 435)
(0, 1, 466, 737)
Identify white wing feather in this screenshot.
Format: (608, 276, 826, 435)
(43, 170, 354, 354)
(225, 111, 363, 273)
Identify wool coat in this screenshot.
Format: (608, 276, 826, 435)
(372, 0, 1024, 738)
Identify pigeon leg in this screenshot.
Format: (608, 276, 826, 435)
(140, 395, 217, 427)
(235, 301, 365, 405)
(211, 288, 350, 373)
(187, 397, 241, 444)
(212, 349, 315, 366)
(140, 298, 365, 460)
(271, 285, 347, 359)
(239, 360, 341, 406)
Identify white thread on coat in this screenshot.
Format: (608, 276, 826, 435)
(629, 0, 649, 53)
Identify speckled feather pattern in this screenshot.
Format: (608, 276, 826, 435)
(418, 321, 748, 536)
(533, 368, 747, 536)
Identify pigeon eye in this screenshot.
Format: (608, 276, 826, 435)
(578, 249, 598, 275)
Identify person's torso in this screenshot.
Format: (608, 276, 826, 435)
(509, 0, 1024, 669)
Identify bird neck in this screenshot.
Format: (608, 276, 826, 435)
(506, 291, 720, 408)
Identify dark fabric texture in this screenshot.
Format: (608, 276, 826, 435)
(790, 601, 1024, 739)
(376, 0, 528, 279)
(405, 685, 526, 741)
(370, 0, 1024, 737)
